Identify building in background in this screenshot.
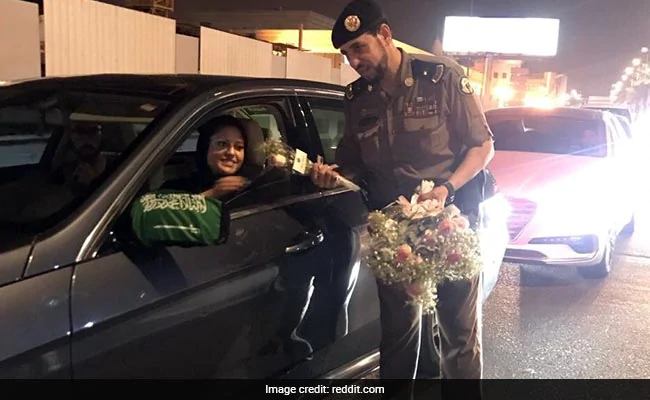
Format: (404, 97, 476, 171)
(467, 58, 568, 109)
(124, 0, 174, 18)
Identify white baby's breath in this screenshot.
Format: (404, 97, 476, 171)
(365, 180, 483, 313)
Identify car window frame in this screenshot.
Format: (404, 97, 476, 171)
(301, 95, 346, 165)
(80, 85, 343, 262)
(295, 90, 352, 199)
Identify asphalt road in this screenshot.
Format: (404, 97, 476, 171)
(483, 194, 650, 379)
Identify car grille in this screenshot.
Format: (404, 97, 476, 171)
(506, 197, 537, 241)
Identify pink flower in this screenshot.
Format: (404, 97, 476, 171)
(422, 229, 436, 246)
(437, 219, 454, 235)
(454, 216, 469, 230)
(268, 154, 287, 167)
(405, 282, 424, 297)
(446, 253, 462, 264)
(395, 244, 412, 263)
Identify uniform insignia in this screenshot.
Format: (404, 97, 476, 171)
(346, 79, 368, 100)
(459, 76, 474, 95)
(368, 84, 373, 92)
(344, 15, 361, 32)
(431, 64, 444, 84)
(404, 77, 414, 87)
(345, 83, 355, 99)
(411, 59, 445, 84)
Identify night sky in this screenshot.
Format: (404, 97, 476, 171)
(103, 0, 650, 95)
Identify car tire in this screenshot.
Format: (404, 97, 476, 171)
(578, 233, 614, 279)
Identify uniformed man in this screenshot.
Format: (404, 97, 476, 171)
(309, 0, 495, 392)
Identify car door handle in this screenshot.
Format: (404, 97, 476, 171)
(285, 230, 324, 254)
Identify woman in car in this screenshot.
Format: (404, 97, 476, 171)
(164, 115, 252, 200)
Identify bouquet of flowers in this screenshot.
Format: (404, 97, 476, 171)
(263, 138, 361, 192)
(366, 180, 483, 313)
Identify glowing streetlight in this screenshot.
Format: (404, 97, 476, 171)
(642, 47, 649, 54)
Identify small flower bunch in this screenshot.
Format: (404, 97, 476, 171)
(263, 138, 361, 191)
(264, 138, 297, 170)
(366, 180, 483, 313)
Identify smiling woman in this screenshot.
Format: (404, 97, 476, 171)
(162, 115, 254, 201)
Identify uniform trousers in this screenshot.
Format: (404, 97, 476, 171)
(377, 273, 483, 399)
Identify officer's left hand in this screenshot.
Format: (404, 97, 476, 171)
(309, 162, 340, 189)
(417, 186, 448, 205)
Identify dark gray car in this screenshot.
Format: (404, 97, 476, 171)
(0, 75, 507, 380)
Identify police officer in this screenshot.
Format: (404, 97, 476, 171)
(310, 0, 495, 390)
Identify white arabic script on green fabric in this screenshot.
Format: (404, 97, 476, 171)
(140, 193, 208, 214)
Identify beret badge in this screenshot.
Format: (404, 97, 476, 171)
(344, 15, 361, 32)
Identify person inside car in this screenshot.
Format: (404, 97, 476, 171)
(0, 120, 109, 225)
(52, 122, 108, 193)
(164, 115, 252, 200)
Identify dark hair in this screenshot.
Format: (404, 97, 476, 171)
(195, 115, 247, 182)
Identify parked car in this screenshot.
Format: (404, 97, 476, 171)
(0, 74, 507, 380)
(485, 106, 636, 280)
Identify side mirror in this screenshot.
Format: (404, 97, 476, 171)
(129, 190, 230, 248)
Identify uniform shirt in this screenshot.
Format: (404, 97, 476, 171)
(335, 48, 493, 209)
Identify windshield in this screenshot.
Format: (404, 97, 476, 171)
(486, 113, 607, 158)
(0, 87, 169, 242)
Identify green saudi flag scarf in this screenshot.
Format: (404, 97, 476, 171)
(130, 190, 229, 247)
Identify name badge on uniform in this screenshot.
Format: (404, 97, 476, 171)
(404, 97, 437, 117)
(403, 102, 415, 118)
(427, 97, 438, 116)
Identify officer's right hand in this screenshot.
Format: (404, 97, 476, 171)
(309, 162, 340, 189)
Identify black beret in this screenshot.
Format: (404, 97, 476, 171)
(331, 0, 388, 49)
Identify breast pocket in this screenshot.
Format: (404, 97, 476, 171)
(356, 124, 382, 167)
(393, 116, 447, 163)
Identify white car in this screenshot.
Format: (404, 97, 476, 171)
(485, 107, 636, 279)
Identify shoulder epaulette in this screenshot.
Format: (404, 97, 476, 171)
(345, 78, 372, 100)
(411, 58, 445, 84)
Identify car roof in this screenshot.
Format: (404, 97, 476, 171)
(0, 74, 345, 100)
(485, 106, 606, 120)
(583, 104, 629, 110)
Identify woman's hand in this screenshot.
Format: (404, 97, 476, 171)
(202, 176, 249, 198)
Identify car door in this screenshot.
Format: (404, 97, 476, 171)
(68, 90, 362, 381)
(295, 94, 382, 374)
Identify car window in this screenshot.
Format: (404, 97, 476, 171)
(176, 104, 286, 155)
(486, 113, 607, 157)
(147, 97, 312, 215)
(304, 97, 345, 164)
(613, 116, 633, 139)
(607, 117, 629, 158)
(0, 87, 169, 237)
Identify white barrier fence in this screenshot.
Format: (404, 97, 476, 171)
(0, 0, 359, 86)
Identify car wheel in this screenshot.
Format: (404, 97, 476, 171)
(578, 232, 614, 279)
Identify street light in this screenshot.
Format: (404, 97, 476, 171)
(642, 47, 649, 54)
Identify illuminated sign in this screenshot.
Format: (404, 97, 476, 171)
(442, 16, 560, 57)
